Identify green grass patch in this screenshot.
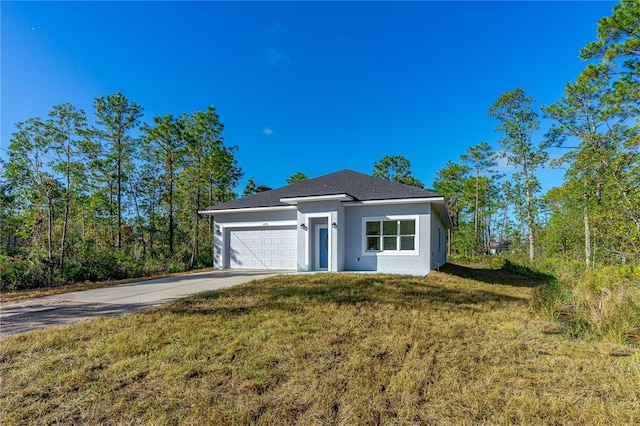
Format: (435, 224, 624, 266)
(1, 267, 639, 424)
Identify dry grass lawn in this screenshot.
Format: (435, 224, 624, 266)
(1, 264, 639, 425)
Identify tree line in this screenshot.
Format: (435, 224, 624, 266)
(432, 0, 638, 267)
(1, 94, 242, 288)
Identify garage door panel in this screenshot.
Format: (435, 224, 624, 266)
(229, 227, 297, 270)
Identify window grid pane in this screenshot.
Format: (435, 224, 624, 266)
(399, 220, 415, 235)
(383, 220, 398, 236)
(366, 221, 380, 236)
(400, 236, 415, 251)
(367, 237, 380, 251)
(383, 236, 397, 250)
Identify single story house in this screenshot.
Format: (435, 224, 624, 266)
(199, 169, 452, 276)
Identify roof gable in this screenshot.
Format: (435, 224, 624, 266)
(201, 169, 442, 212)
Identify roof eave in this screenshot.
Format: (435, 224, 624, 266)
(342, 197, 443, 206)
(280, 193, 354, 204)
(198, 205, 297, 215)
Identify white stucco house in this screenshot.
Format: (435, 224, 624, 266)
(199, 169, 452, 276)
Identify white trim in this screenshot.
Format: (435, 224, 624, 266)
(216, 221, 297, 269)
(280, 194, 353, 204)
(302, 213, 331, 271)
(226, 225, 298, 270)
(218, 220, 296, 229)
(199, 205, 296, 215)
(361, 215, 420, 256)
(343, 197, 444, 206)
(314, 224, 329, 271)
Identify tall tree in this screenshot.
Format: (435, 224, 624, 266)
(243, 178, 258, 197)
(580, 0, 639, 106)
(542, 0, 640, 264)
(243, 178, 271, 196)
(460, 142, 499, 253)
(46, 103, 89, 269)
(4, 117, 58, 280)
(433, 160, 471, 256)
(142, 114, 184, 258)
(180, 106, 241, 269)
(373, 155, 425, 188)
(498, 180, 513, 244)
(543, 68, 639, 265)
(489, 89, 547, 260)
(93, 92, 143, 249)
(286, 172, 309, 185)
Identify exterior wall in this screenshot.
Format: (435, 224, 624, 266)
(296, 200, 341, 272)
(343, 203, 432, 275)
(337, 203, 346, 271)
(212, 209, 297, 269)
(210, 200, 447, 275)
(430, 207, 447, 270)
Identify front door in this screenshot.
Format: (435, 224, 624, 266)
(316, 226, 329, 270)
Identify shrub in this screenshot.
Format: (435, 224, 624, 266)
(517, 255, 640, 346)
(0, 257, 48, 290)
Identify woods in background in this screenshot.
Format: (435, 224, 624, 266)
(1, 94, 241, 289)
(435, 0, 639, 267)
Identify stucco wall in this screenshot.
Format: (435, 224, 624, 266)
(430, 207, 447, 270)
(212, 209, 297, 269)
(343, 203, 432, 275)
(210, 200, 447, 275)
(296, 200, 341, 272)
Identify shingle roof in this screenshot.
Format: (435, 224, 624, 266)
(200, 169, 442, 212)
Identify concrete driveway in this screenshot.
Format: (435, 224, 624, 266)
(0, 270, 282, 339)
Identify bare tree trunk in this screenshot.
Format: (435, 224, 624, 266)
(523, 158, 535, 261)
(486, 207, 493, 254)
(168, 151, 174, 257)
(500, 197, 509, 243)
(584, 206, 591, 269)
(209, 178, 214, 238)
(46, 187, 54, 284)
(109, 181, 115, 246)
(81, 203, 85, 239)
(129, 180, 146, 260)
(149, 196, 155, 258)
(189, 188, 200, 270)
(59, 146, 71, 270)
(117, 156, 122, 249)
(474, 169, 479, 254)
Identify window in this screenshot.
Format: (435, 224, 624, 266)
(365, 218, 416, 253)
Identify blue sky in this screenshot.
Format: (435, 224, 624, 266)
(1, 1, 616, 193)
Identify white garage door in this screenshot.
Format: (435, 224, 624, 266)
(229, 227, 297, 270)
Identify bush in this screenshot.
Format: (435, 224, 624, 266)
(0, 257, 48, 291)
(512, 255, 640, 346)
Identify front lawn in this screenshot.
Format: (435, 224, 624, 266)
(1, 265, 638, 424)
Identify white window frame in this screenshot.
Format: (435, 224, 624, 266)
(361, 215, 419, 256)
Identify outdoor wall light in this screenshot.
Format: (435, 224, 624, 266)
(332, 222, 338, 229)
(300, 224, 308, 231)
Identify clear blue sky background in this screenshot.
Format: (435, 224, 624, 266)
(1, 1, 616, 194)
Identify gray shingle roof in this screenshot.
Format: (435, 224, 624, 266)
(200, 169, 442, 212)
